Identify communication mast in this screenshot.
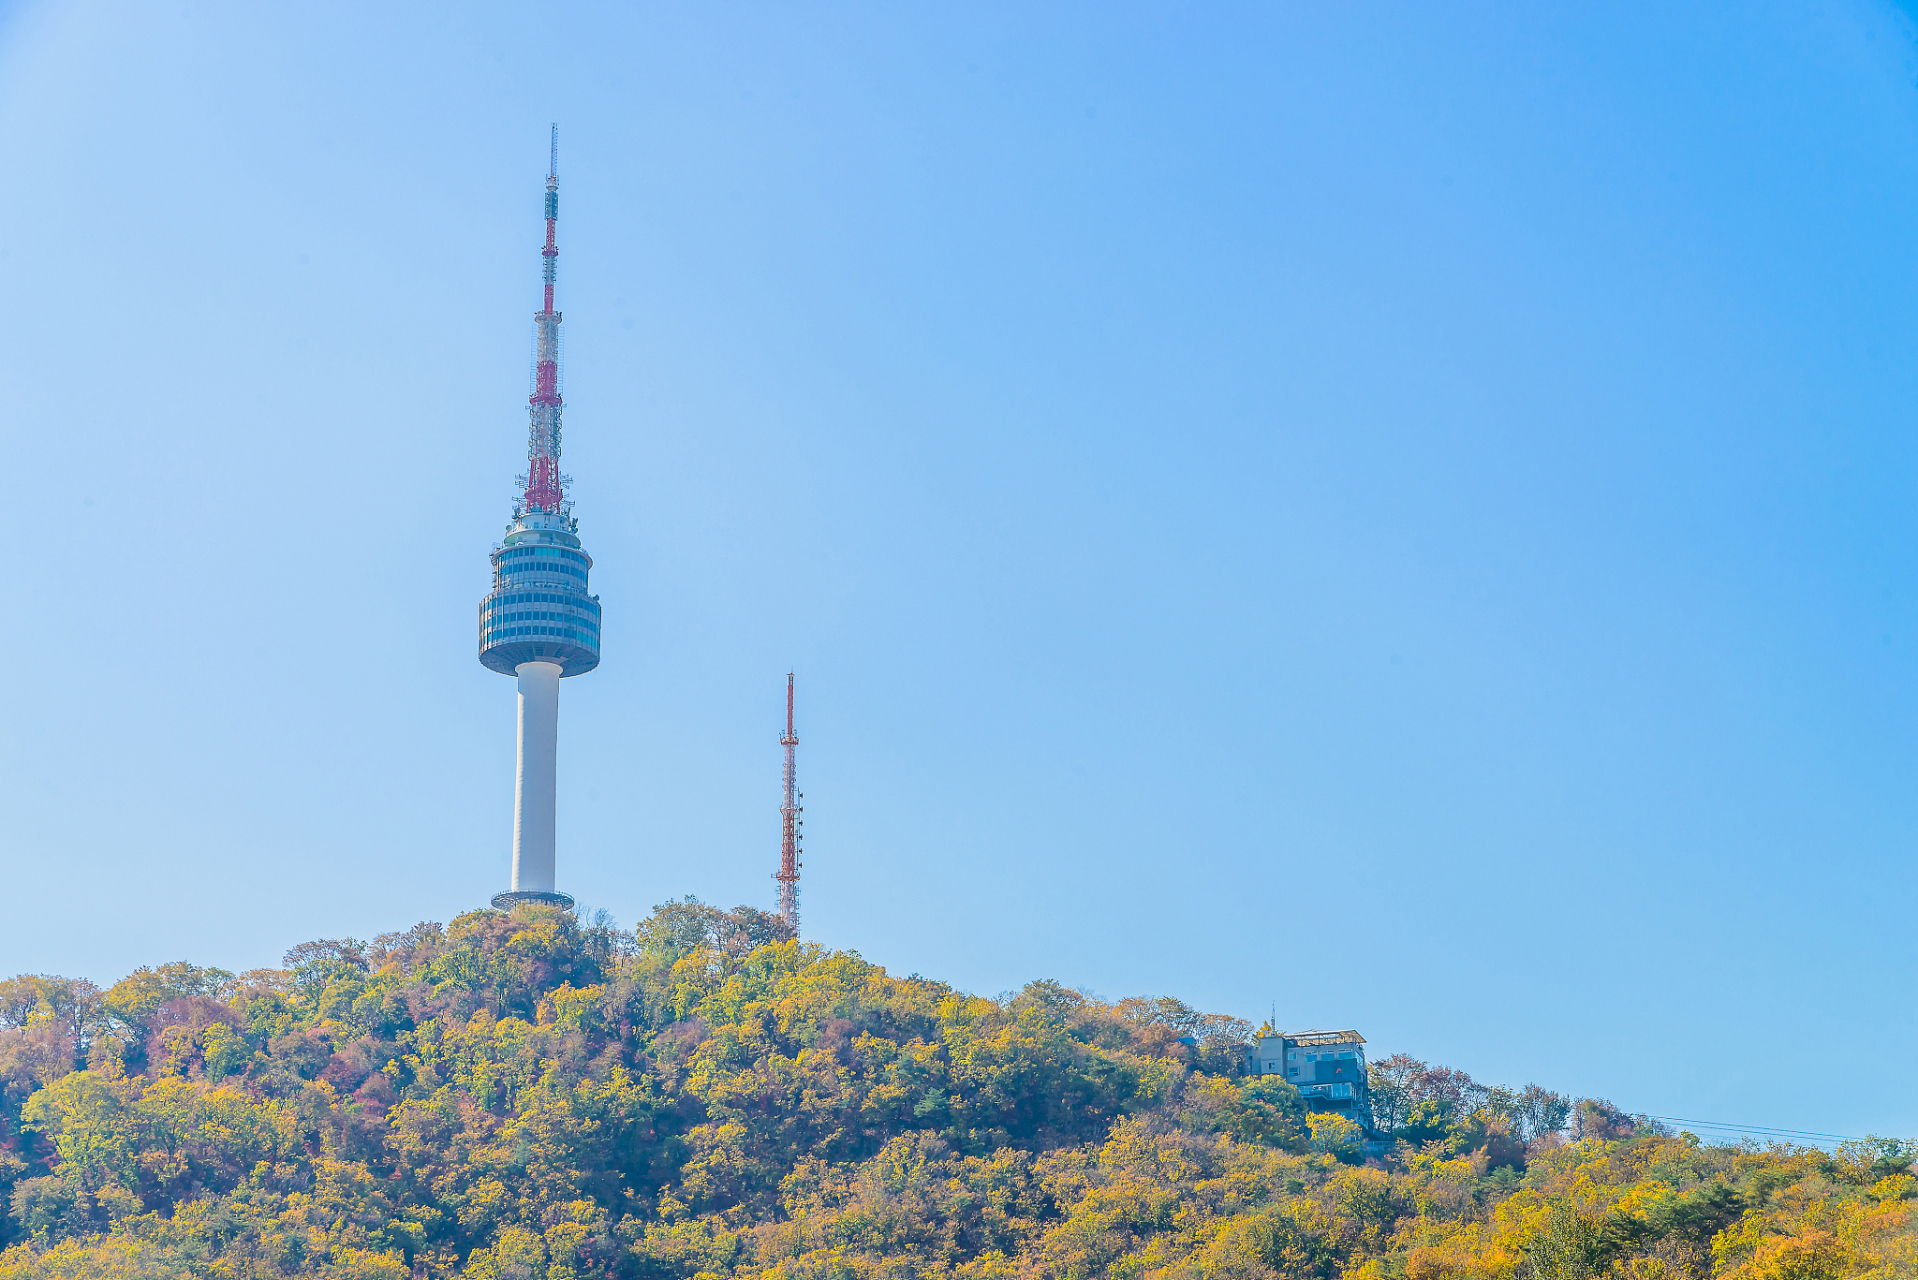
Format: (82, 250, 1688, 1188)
(776, 674, 802, 929)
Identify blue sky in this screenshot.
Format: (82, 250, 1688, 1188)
(1, 0, 1915, 1138)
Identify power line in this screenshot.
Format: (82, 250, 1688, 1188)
(1647, 1115, 1874, 1146)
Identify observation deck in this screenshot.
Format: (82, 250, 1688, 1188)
(478, 510, 601, 677)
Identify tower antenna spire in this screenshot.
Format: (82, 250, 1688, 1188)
(521, 124, 566, 515)
(776, 673, 802, 930)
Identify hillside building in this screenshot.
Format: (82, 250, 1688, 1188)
(1248, 1029, 1373, 1133)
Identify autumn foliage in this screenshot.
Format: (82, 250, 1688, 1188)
(0, 900, 1910, 1280)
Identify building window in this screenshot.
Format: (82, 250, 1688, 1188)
(1288, 1068, 1298, 1076)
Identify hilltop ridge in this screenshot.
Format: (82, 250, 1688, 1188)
(0, 901, 1911, 1280)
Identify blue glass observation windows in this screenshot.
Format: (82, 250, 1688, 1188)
(499, 546, 587, 564)
(485, 609, 598, 628)
(486, 591, 598, 611)
(502, 561, 586, 580)
(483, 624, 595, 641)
(496, 546, 589, 582)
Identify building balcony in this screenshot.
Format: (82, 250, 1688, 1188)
(1298, 1083, 1355, 1100)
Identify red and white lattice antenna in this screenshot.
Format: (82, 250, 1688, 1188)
(776, 673, 802, 930)
(521, 124, 567, 516)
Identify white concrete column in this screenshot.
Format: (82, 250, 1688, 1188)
(511, 660, 564, 892)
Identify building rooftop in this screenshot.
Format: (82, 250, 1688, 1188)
(1283, 1029, 1366, 1046)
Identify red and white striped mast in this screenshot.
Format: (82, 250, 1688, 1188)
(520, 124, 567, 517)
(776, 674, 802, 929)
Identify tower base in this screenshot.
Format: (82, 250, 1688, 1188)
(491, 889, 576, 910)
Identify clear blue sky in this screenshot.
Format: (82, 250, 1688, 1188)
(2, 0, 1915, 1138)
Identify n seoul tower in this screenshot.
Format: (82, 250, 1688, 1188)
(480, 126, 602, 910)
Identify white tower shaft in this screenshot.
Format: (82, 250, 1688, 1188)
(511, 660, 563, 893)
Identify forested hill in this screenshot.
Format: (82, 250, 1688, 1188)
(0, 902, 1912, 1280)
